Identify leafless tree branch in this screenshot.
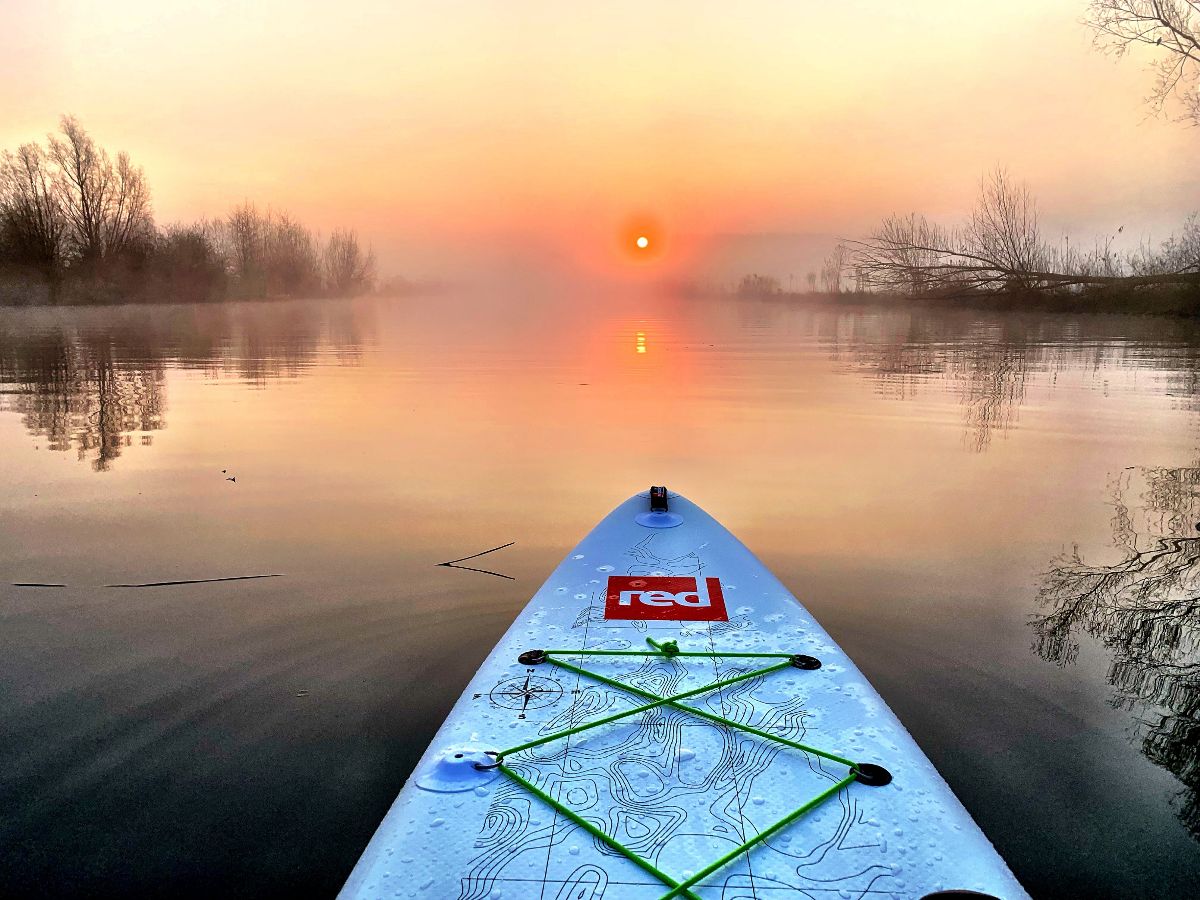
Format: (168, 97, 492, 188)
(1086, 0, 1200, 123)
(847, 169, 1200, 301)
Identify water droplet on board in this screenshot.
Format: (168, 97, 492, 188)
(569, 845, 580, 856)
(429, 818, 445, 828)
(573, 554, 584, 559)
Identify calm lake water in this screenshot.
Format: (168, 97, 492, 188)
(1, 289, 1198, 898)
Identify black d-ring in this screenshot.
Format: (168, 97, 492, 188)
(851, 763, 892, 786)
(473, 751, 503, 771)
(789, 654, 822, 670)
(518, 649, 547, 665)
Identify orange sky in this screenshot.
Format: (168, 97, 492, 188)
(1, 0, 1196, 278)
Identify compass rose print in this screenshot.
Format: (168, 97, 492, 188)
(487, 674, 564, 719)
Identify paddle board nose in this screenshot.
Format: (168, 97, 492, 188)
(339, 486, 1028, 900)
(635, 485, 684, 527)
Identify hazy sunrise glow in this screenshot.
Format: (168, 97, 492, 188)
(1, 0, 1195, 280)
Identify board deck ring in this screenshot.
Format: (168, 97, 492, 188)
(789, 654, 822, 669)
(517, 649, 547, 665)
(473, 751, 503, 771)
(851, 763, 893, 786)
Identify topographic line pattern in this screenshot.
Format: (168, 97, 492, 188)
(457, 536, 895, 899)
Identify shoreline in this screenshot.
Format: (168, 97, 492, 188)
(695, 287, 1200, 319)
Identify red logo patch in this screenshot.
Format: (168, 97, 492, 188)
(604, 575, 728, 621)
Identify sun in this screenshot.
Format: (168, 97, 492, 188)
(617, 216, 663, 265)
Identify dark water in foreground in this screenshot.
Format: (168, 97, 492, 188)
(1, 291, 1198, 898)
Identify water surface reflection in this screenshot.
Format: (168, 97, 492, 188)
(3, 293, 1200, 897)
(0, 301, 368, 469)
(819, 306, 1200, 450)
(1033, 463, 1200, 839)
(0, 330, 167, 471)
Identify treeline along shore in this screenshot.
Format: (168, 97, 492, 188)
(728, 170, 1200, 317)
(0, 116, 378, 305)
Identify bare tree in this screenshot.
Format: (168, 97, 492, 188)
(1130, 213, 1200, 274)
(1085, 0, 1200, 124)
(152, 220, 228, 301)
(848, 168, 1200, 298)
(968, 170, 1045, 288)
(226, 202, 266, 296)
(48, 117, 106, 264)
(47, 115, 152, 267)
(323, 228, 376, 296)
(850, 212, 960, 295)
(0, 143, 66, 277)
(736, 273, 781, 296)
(265, 213, 321, 296)
(821, 243, 848, 293)
(106, 151, 152, 259)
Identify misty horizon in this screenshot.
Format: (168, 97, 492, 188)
(4, 0, 1197, 284)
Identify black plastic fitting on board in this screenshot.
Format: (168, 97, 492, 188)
(851, 763, 893, 786)
(789, 654, 822, 670)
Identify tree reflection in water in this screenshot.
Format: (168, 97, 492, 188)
(821, 309, 1200, 452)
(1032, 465, 1200, 840)
(0, 301, 366, 471)
(0, 330, 165, 471)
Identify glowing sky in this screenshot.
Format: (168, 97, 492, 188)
(1, 0, 1195, 278)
